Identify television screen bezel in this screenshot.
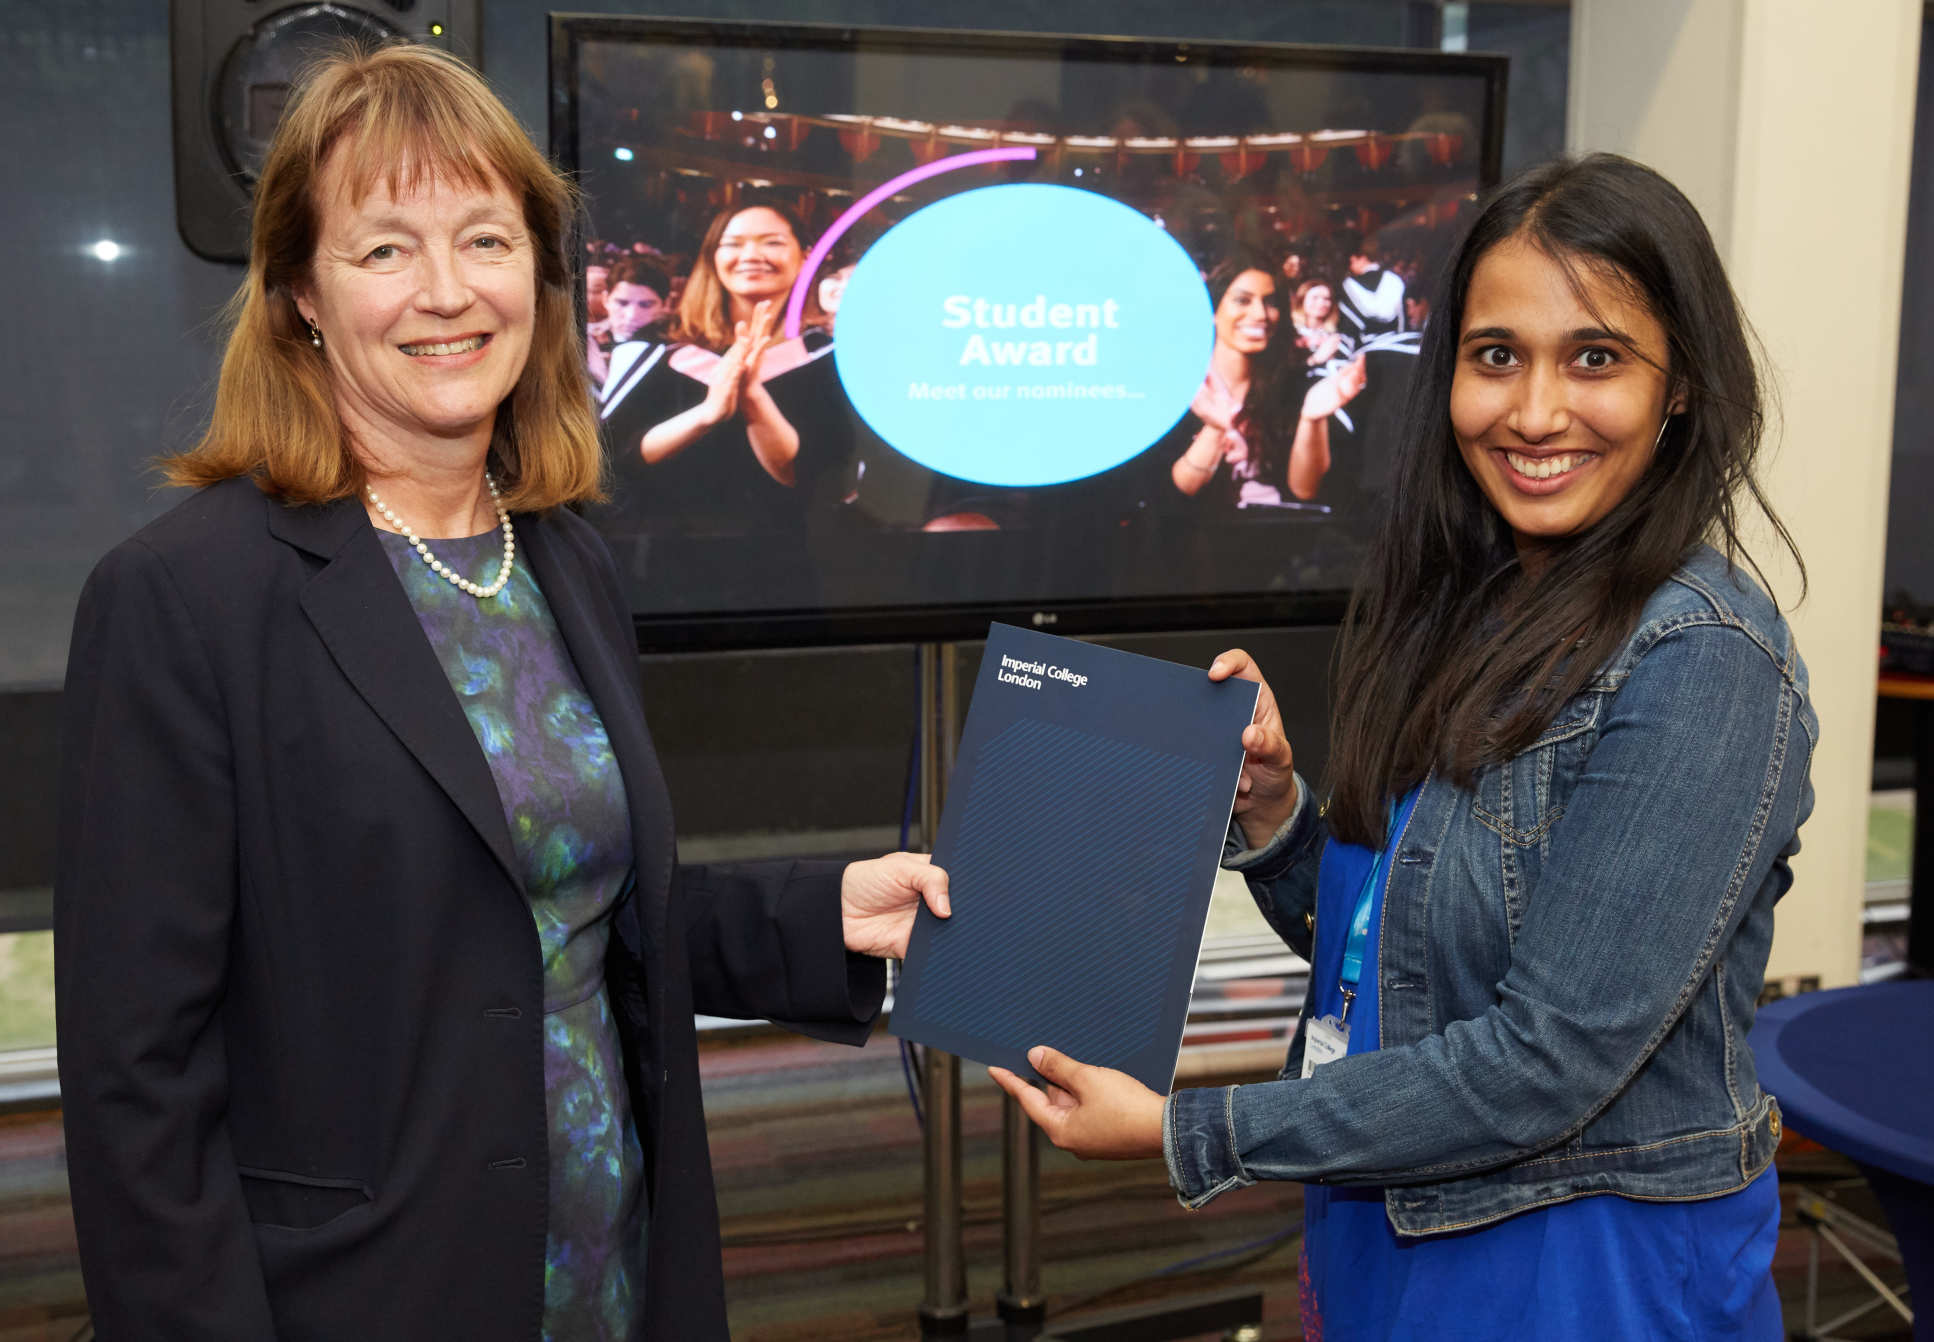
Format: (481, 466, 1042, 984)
(548, 14, 1509, 653)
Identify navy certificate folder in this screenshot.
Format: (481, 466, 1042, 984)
(890, 623, 1260, 1093)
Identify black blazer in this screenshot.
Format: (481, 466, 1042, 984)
(55, 477, 883, 1341)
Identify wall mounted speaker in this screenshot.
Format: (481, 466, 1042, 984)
(170, 0, 482, 263)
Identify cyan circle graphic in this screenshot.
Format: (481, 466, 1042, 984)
(833, 184, 1211, 488)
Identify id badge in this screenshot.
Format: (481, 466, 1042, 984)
(1300, 1014, 1349, 1078)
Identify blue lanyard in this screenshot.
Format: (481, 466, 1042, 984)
(1340, 799, 1401, 994)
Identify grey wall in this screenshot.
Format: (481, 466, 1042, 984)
(0, 1, 1570, 895)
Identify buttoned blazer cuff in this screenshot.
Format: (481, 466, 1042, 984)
(1165, 1085, 1255, 1210)
(1220, 773, 1316, 880)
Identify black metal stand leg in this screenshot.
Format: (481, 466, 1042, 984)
(997, 1096, 1045, 1341)
(920, 1047, 969, 1337)
(918, 643, 970, 1339)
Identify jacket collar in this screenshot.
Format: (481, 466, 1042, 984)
(271, 494, 671, 953)
(280, 493, 525, 894)
(264, 489, 371, 561)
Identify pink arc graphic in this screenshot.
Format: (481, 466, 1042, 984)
(782, 145, 1040, 340)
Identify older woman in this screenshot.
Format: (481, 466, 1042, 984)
(55, 45, 944, 1342)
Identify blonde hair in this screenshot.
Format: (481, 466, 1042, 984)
(1292, 278, 1338, 334)
(164, 43, 602, 511)
(668, 199, 823, 353)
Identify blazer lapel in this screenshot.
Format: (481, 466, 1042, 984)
(271, 498, 524, 895)
(519, 512, 675, 971)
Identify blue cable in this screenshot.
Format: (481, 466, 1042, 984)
(1150, 1222, 1302, 1278)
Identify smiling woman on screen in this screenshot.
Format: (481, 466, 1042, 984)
(1171, 256, 1366, 509)
(994, 153, 1813, 1340)
(600, 199, 852, 536)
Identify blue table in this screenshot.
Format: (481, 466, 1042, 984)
(1752, 980, 1933, 1337)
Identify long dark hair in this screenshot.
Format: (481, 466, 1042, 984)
(1325, 152, 1802, 847)
(1203, 256, 1304, 476)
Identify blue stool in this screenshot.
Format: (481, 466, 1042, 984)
(1751, 980, 1933, 1340)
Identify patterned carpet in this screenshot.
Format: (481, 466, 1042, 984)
(0, 1026, 1915, 1341)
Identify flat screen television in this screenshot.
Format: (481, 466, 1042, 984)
(550, 17, 1505, 650)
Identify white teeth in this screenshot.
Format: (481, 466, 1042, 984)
(1505, 451, 1587, 480)
(401, 335, 487, 356)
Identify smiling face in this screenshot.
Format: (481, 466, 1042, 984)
(1213, 269, 1278, 356)
(1451, 236, 1680, 556)
(1301, 284, 1333, 323)
(294, 148, 535, 464)
(605, 281, 664, 342)
(713, 206, 803, 304)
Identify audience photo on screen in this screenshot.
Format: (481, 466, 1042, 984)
(1337, 233, 1409, 342)
(585, 254, 610, 324)
(1170, 257, 1366, 509)
(1291, 278, 1348, 367)
(599, 199, 847, 535)
(568, 40, 1489, 608)
(588, 255, 672, 388)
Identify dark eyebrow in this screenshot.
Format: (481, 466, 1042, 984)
(1460, 324, 1639, 346)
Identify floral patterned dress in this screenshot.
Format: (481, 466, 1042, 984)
(380, 527, 647, 1342)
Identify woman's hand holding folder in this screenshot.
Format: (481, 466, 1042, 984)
(1209, 648, 1300, 848)
(989, 649, 1296, 1161)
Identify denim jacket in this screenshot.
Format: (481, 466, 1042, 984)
(1164, 547, 1816, 1235)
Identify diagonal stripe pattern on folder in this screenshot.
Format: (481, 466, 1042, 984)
(904, 715, 1220, 1085)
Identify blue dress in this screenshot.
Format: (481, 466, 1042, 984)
(1298, 791, 1783, 1341)
(382, 529, 648, 1342)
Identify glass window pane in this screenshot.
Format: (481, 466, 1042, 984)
(0, 930, 56, 1053)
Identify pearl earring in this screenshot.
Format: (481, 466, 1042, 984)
(308, 320, 323, 350)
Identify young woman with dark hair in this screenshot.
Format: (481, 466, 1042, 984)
(995, 153, 1812, 1338)
(1170, 256, 1366, 507)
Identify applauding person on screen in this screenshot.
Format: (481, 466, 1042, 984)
(1172, 256, 1363, 508)
(609, 201, 849, 535)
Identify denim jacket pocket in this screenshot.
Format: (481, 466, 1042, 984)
(1468, 688, 1607, 940)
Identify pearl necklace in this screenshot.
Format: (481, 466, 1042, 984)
(367, 472, 516, 599)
